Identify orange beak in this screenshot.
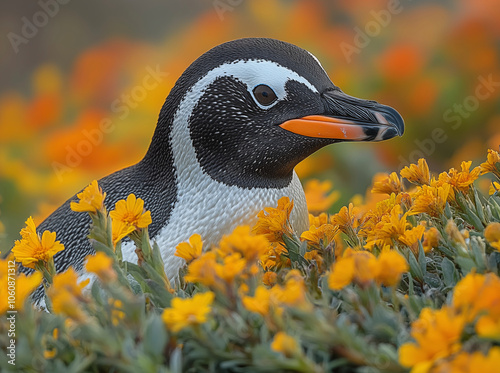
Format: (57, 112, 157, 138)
(279, 115, 367, 140)
(279, 113, 402, 141)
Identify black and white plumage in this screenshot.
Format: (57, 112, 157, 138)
(16, 38, 404, 304)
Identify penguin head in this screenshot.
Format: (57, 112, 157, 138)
(151, 38, 404, 188)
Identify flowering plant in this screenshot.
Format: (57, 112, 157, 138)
(1, 149, 500, 372)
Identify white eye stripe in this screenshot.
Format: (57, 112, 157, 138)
(185, 59, 318, 110)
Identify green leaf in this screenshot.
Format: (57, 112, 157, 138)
(408, 250, 423, 282)
(143, 315, 168, 359)
(441, 257, 458, 287)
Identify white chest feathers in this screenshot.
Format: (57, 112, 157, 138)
(120, 171, 309, 278)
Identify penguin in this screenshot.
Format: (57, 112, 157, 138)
(16, 38, 404, 305)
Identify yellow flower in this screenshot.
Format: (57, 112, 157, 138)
(445, 219, 467, 248)
(328, 255, 356, 290)
(0, 258, 43, 313)
(476, 314, 500, 339)
(260, 244, 289, 270)
(365, 205, 410, 249)
(400, 158, 430, 185)
(262, 271, 278, 287)
(161, 292, 214, 333)
(308, 212, 329, 228)
(271, 270, 312, 311)
(48, 268, 90, 322)
(468, 348, 500, 372)
(410, 184, 451, 217)
(438, 161, 481, 192)
(110, 194, 152, 229)
(398, 225, 425, 254)
(271, 332, 300, 357)
(175, 234, 203, 263)
(85, 252, 116, 282)
(218, 225, 269, 262)
(371, 172, 403, 195)
(12, 216, 65, 269)
(435, 348, 500, 373)
(184, 252, 218, 287)
(253, 196, 294, 242)
(49, 267, 90, 298)
(328, 249, 377, 290)
(109, 298, 126, 326)
(484, 222, 500, 251)
(70, 180, 106, 213)
(111, 219, 135, 245)
(398, 306, 466, 371)
(43, 348, 57, 359)
(374, 250, 408, 287)
(303, 250, 324, 271)
(242, 286, 272, 316)
(329, 248, 407, 289)
(214, 253, 247, 283)
(480, 149, 500, 178)
(304, 179, 339, 213)
(301, 223, 338, 247)
(422, 227, 441, 253)
(452, 272, 500, 322)
(331, 203, 360, 234)
(490, 181, 500, 196)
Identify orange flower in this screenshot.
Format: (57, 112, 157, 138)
(328, 249, 377, 290)
(110, 194, 152, 229)
(398, 225, 425, 253)
(331, 203, 361, 234)
(303, 179, 339, 213)
(218, 225, 269, 262)
(111, 219, 135, 246)
(184, 252, 218, 287)
(410, 184, 451, 217)
(438, 161, 481, 192)
(262, 271, 278, 287)
(175, 234, 203, 263)
(308, 212, 329, 228)
(300, 224, 338, 247)
(365, 205, 410, 249)
(480, 149, 500, 178)
(260, 244, 289, 270)
(242, 286, 274, 316)
(253, 197, 294, 242)
(12, 217, 65, 269)
(70, 180, 106, 213)
(489, 181, 500, 196)
(85, 252, 116, 282)
(400, 158, 430, 185)
(162, 292, 214, 333)
(271, 332, 300, 357)
(371, 172, 403, 195)
(375, 249, 408, 287)
(484, 222, 500, 251)
(47, 268, 90, 322)
(422, 227, 441, 253)
(399, 306, 466, 371)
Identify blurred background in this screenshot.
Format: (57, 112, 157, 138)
(0, 0, 499, 251)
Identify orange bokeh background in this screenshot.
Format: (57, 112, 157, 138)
(1, 0, 499, 250)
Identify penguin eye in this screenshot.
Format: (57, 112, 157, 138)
(253, 84, 277, 106)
